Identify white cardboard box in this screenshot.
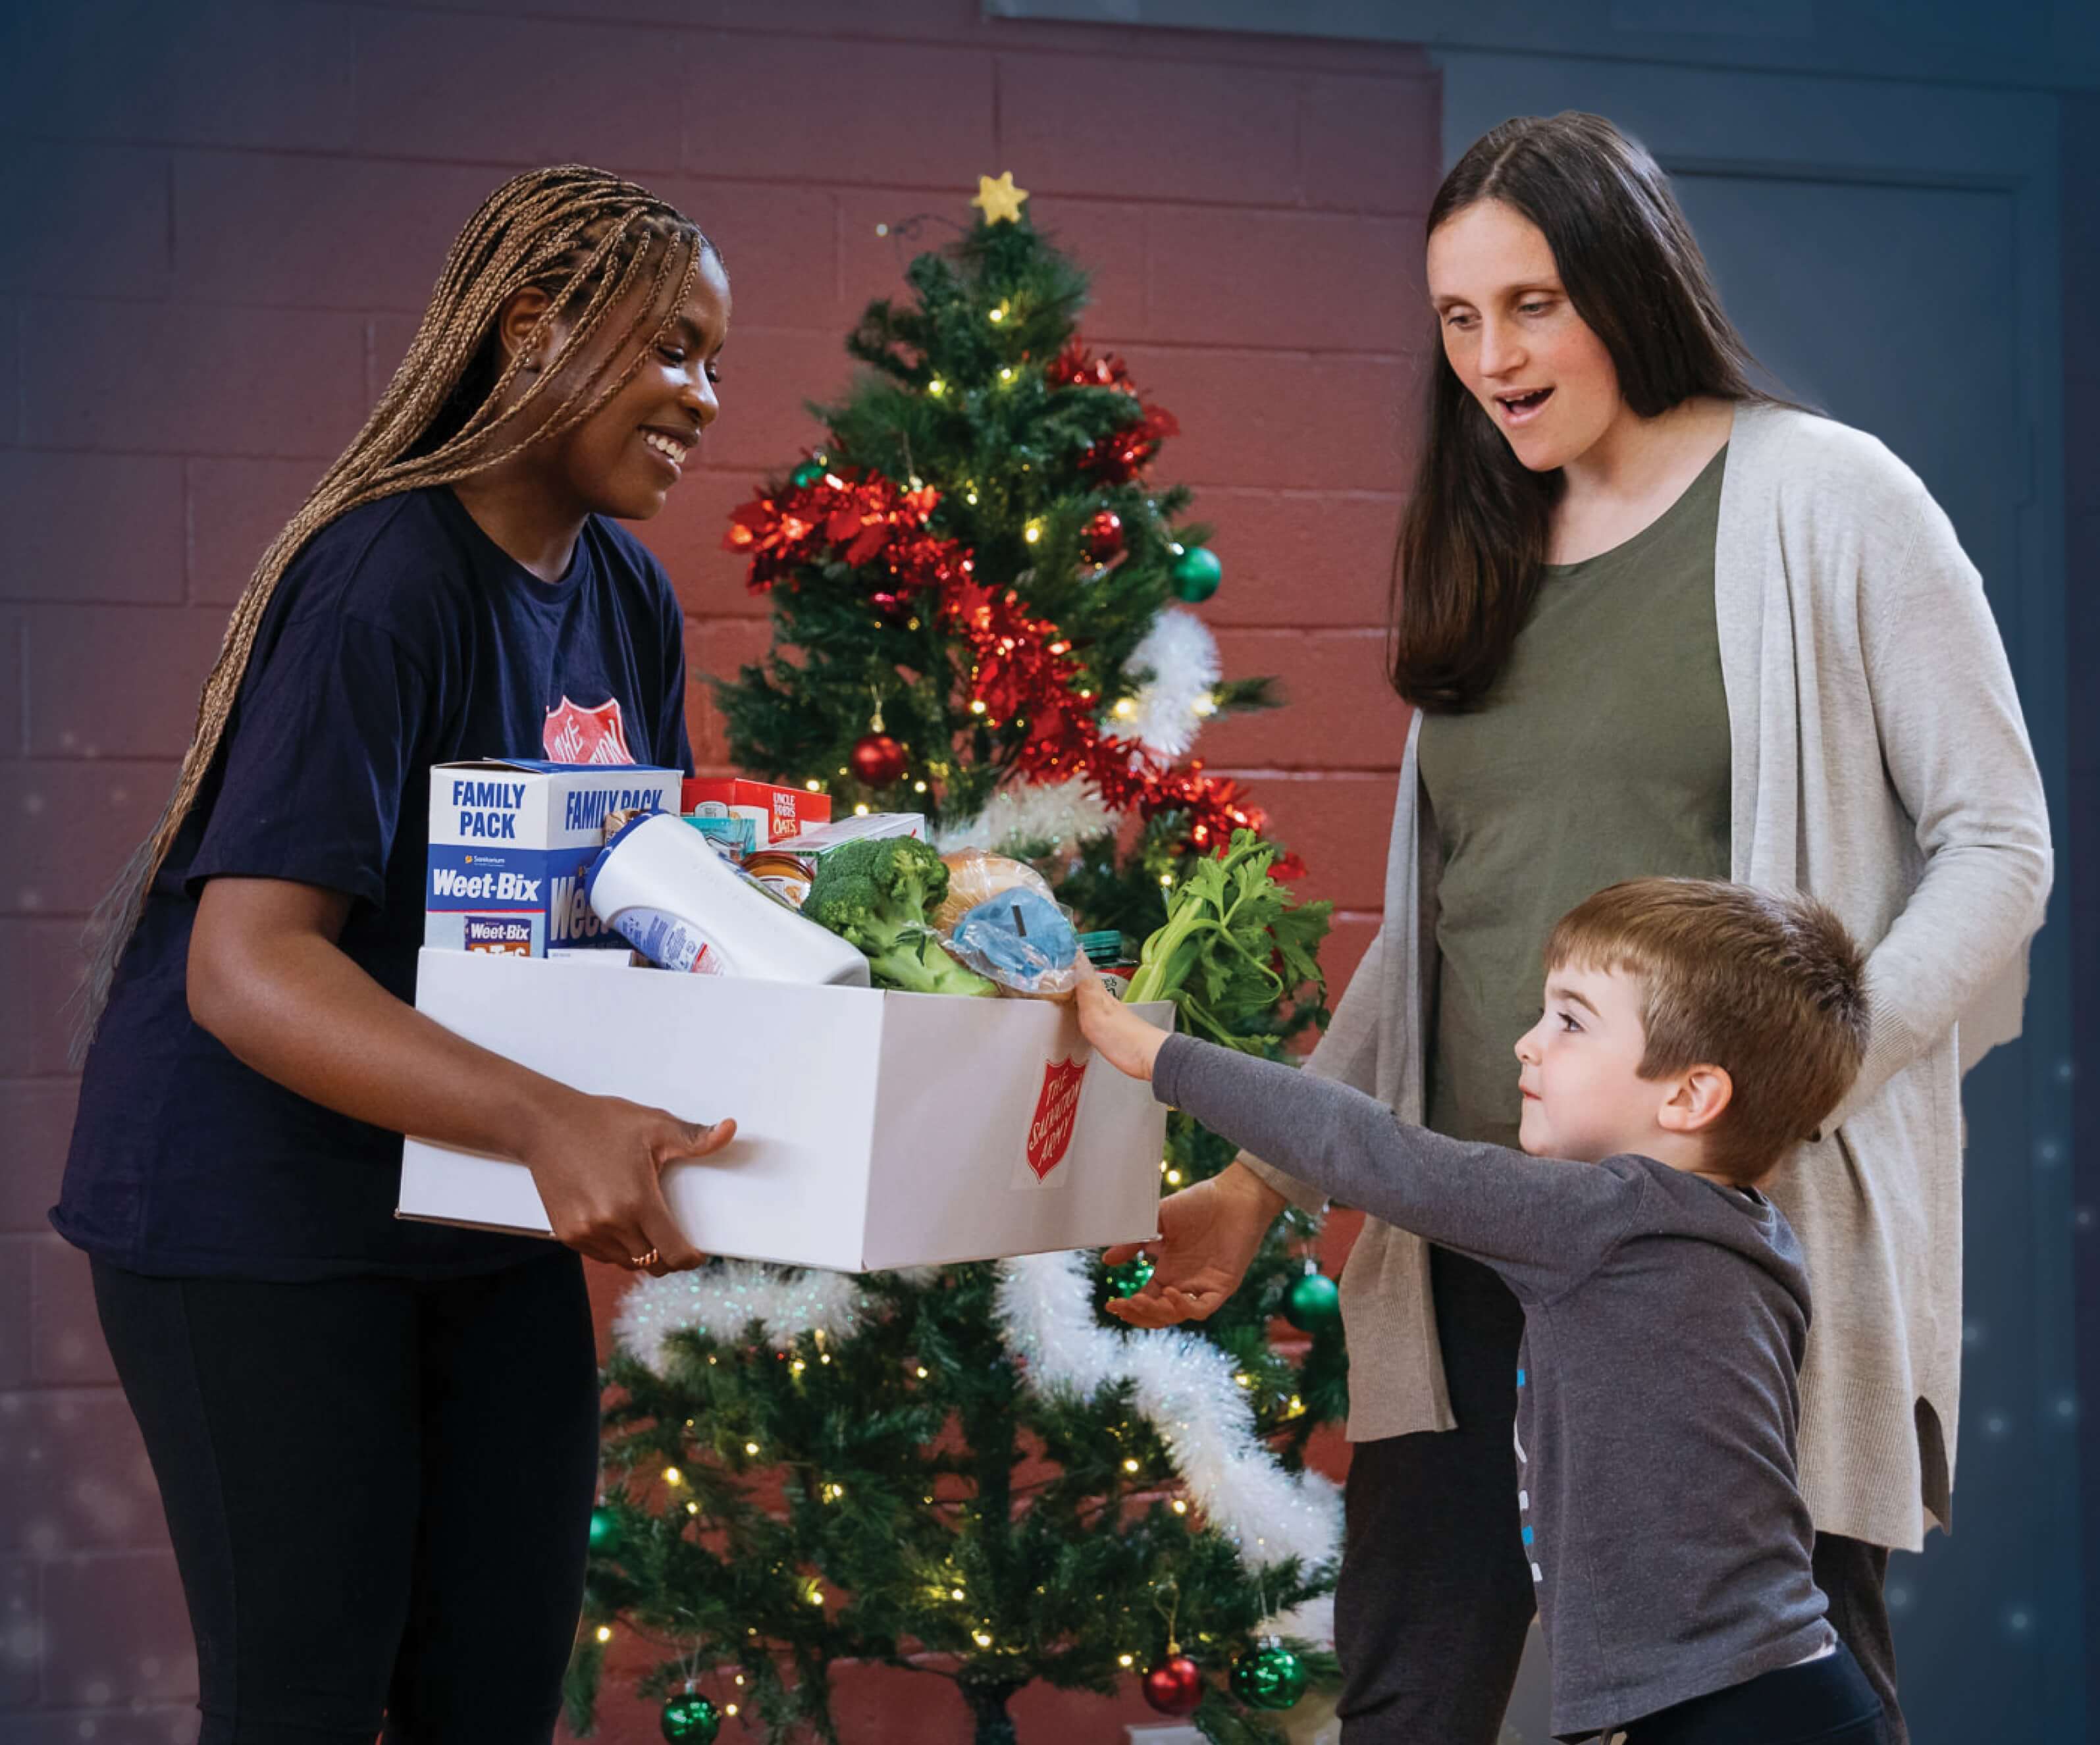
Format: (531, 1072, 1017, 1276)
(397, 949, 1173, 1270)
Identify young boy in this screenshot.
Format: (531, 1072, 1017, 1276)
(1076, 877, 1887, 1745)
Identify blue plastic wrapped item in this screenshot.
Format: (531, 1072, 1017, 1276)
(681, 812, 759, 858)
(948, 887, 1082, 999)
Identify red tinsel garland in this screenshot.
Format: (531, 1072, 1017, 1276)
(941, 577, 1266, 845)
(1046, 340, 1182, 484)
(727, 465, 964, 606)
(722, 353, 1269, 852)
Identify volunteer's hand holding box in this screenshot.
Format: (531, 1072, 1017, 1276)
(399, 766, 1172, 1269)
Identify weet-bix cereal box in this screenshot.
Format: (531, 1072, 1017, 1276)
(426, 760, 681, 956)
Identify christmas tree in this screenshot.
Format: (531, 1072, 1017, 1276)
(570, 174, 1348, 1745)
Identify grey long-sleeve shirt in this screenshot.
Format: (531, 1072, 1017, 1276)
(1152, 1031, 1835, 1740)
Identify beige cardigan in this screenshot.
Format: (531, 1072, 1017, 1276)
(1244, 402, 2053, 1553)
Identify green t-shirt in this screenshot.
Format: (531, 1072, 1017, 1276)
(1418, 445, 1733, 1150)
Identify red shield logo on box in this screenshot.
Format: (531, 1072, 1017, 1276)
(1026, 1056, 1089, 1183)
(542, 696, 634, 766)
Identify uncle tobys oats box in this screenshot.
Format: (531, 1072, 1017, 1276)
(425, 760, 681, 956)
(681, 777, 831, 845)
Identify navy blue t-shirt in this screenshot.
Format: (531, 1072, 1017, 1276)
(54, 486, 695, 1280)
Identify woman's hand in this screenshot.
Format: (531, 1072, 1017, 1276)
(519, 1091, 733, 1275)
(1074, 959, 1170, 1081)
(1101, 1162, 1286, 1326)
(188, 875, 735, 1277)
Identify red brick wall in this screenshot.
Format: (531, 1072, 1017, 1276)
(0, 3, 1439, 1736)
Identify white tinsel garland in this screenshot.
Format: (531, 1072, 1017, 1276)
(1262, 1593, 1336, 1648)
(616, 1248, 1340, 1647)
(1125, 608, 1221, 762)
(615, 1261, 872, 1370)
(933, 777, 1122, 857)
(993, 1249, 1341, 1627)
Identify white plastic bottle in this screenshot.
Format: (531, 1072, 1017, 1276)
(585, 812, 872, 987)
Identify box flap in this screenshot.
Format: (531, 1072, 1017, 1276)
(434, 758, 682, 776)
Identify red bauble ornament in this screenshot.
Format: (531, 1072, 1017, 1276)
(1080, 508, 1125, 564)
(1142, 1655, 1204, 1717)
(849, 733, 907, 787)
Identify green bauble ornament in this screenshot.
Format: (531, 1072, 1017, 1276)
(661, 1691, 722, 1743)
(587, 1505, 623, 1555)
(1169, 545, 1222, 604)
(789, 459, 827, 488)
(1105, 1252, 1157, 1298)
(1283, 1268, 1341, 1332)
(1229, 1640, 1306, 1711)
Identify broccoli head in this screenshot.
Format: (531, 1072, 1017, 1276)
(803, 837, 999, 997)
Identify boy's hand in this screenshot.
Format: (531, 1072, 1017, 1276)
(1074, 958, 1169, 1081)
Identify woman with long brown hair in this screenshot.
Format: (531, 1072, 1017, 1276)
(1103, 113, 2051, 1744)
(53, 166, 735, 1742)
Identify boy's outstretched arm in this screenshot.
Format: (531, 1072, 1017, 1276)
(1078, 969, 1636, 1299)
(1075, 964, 1172, 1081)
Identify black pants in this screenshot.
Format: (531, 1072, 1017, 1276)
(1332, 1248, 1910, 1745)
(92, 1248, 600, 1745)
(1622, 1643, 1885, 1744)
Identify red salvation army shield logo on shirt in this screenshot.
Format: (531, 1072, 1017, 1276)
(1025, 1056, 1089, 1182)
(542, 696, 634, 765)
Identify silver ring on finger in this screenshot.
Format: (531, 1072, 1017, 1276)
(627, 1247, 660, 1270)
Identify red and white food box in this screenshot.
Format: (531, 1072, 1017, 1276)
(681, 777, 831, 845)
(396, 950, 1172, 1270)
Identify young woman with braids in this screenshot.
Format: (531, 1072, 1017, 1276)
(1100, 115, 2051, 1744)
(53, 166, 733, 1742)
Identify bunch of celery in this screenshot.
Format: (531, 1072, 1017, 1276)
(1122, 830, 1331, 1049)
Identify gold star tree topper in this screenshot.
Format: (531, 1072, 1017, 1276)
(971, 170, 1030, 225)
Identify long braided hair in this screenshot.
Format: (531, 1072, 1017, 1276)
(78, 165, 714, 1046)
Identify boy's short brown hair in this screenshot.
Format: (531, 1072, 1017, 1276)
(1544, 878, 1871, 1182)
